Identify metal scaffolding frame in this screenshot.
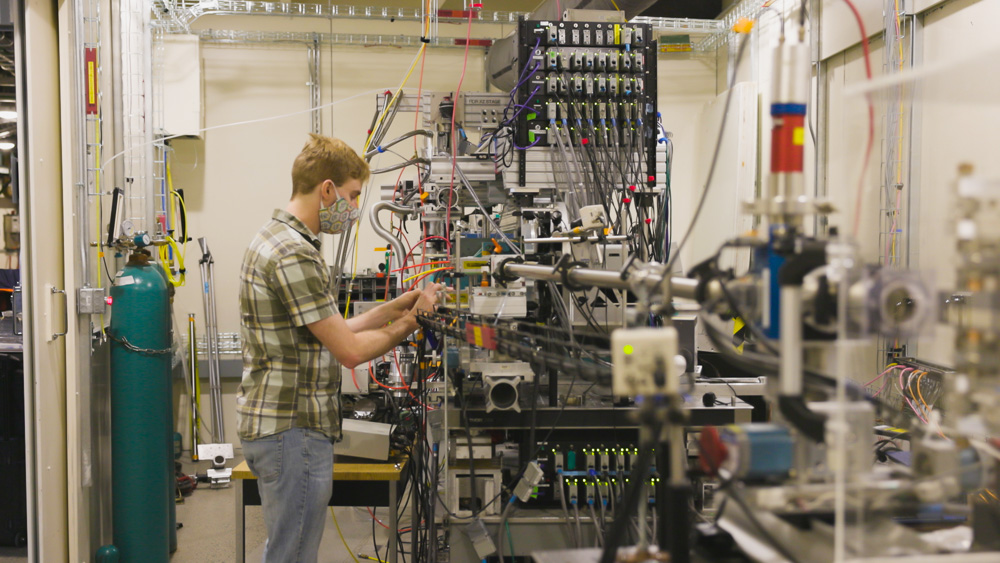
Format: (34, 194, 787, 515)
(158, 0, 521, 33)
(195, 28, 478, 48)
(153, 1, 728, 49)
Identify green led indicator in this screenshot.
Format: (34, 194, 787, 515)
(623, 344, 634, 355)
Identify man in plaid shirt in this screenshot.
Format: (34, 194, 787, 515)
(237, 134, 440, 562)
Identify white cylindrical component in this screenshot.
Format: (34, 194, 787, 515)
(780, 286, 804, 397)
(771, 40, 810, 106)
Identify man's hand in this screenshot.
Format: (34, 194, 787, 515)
(411, 283, 444, 317)
(389, 287, 422, 314)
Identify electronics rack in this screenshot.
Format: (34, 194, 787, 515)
(515, 18, 658, 190)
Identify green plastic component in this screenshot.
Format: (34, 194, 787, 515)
(110, 255, 172, 563)
(528, 131, 536, 143)
(567, 450, 577, 471)
(527, 112, 537, 120)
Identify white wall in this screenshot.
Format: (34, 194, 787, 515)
(821, 0, 1000, 370)
(167, 16, 504, 445)
(165, 15, 721, 445)
(168, 0, 1000, 442)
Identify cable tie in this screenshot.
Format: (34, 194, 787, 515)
(420, 36, 430, 43)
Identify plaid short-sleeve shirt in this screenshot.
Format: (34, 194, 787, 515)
(236, 209, 342, 441)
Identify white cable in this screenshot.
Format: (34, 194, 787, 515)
(100, 87, 419, 175)
(589, 503, 604, 547)
(572, 502, 583, 548)
(557, 474, 578, 547)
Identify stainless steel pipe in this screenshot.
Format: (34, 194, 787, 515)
(369, 201, 417, 273)
(501, 262, 712, 302)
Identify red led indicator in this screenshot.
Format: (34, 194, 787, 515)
(648, 175, 656, 182)
(105, 296, 113, 306)
(622, 197, 631, 204)
(628, 185, 636, 192)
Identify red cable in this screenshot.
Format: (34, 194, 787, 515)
(402, 235, 453, 270)
(415, 32, 429, 267)
(369, 362, 411, 391)
(384, 150, 415, 302)
(366, 507, 412, 533)
(841, 0, 876, 240)
(350, 365, 362, 393)
(391, 347, 437, 410)
(445, 10, 474, 260)
(391, 261, 451, 273)
(407, 268, 454, 292)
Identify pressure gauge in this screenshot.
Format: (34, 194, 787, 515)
(120, 219, 135, 237)
(133, 232, 151, 248)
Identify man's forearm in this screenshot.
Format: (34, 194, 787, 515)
(343, 315, 418, 367)
(344, 301, 402, 332)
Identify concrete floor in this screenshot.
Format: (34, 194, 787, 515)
(0, 454, 402, 563)
(174, 455, 400, 563)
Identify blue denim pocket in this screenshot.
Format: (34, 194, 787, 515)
(242, 432, 283, 483)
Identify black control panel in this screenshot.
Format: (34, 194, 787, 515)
(515, 19, 658, 187)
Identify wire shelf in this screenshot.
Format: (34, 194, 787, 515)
(157, 1, 524, 33)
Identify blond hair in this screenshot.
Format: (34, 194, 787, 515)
(291, 134, 370, 196)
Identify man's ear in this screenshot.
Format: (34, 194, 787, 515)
(320, 179, 335, 200)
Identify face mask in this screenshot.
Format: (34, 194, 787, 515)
(318, 186, 361, 235)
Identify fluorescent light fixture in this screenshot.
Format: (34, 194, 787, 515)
(0, 142, 14, 150)
(0, 111, 16, 120)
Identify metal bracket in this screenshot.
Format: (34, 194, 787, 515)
(50, 287, 68, 340)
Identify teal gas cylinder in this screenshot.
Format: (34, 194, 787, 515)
(147, 259, 177, 554)
(110, 252, 171, 562)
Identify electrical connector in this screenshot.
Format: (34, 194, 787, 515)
(512, 461, 545, 502)
(464, 518, 496, 558)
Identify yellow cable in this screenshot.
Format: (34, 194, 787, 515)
(402, 266, 451, 284)
(363, 43, 426, 154)
(915, 370, 929, 411)
(330, 507, 361, 563)
(610, 0, 621, 10)
(350, 41, 427, 316)
(915, 370, 948, 439)
(159, 237, 185, 287)
(172, 190, 188, 262)
(166, 152, 188, 263)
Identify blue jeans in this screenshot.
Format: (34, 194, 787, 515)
(241, 428, 334, 563)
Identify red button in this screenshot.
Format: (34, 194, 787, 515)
(105, 296, 113, 306)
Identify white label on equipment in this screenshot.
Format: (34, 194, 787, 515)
(117, 275, 135, 286)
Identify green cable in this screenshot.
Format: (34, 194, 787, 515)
(506, 520, 515, 559)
